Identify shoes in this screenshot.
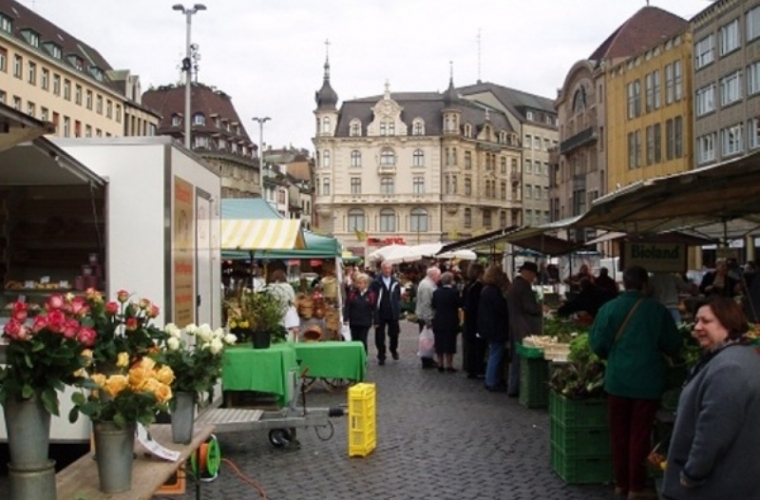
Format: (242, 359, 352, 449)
(446, 367, 458, 373)
(627, 489, 657, 499)
(378, 359, 385, 366)
(438, 366, 445, 373)
(486, 385, 508, 392)
(391, 351, 399, 360)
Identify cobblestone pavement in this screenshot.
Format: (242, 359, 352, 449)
(0, 321, 619, 499)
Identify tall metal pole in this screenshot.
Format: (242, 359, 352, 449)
(173, 4, 206, 149)
(252, 116, 271, 174)
(184, 10, 192, 149)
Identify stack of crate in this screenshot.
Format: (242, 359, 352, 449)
(549, 391, 613, 484)
(517, 343, 550, 409)
(348, 383, 376, 458)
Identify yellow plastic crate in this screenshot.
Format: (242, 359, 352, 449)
(348, 383, 377, 457)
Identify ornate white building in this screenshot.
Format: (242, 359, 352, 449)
(312, 56, 555, 256)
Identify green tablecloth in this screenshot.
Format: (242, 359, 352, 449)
(222, 343, 298, 405)
(293, 341, 367, 381)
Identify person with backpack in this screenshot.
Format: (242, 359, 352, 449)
(343, 273, 375, 354)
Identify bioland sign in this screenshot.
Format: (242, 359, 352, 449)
(623, 242, 686, 273)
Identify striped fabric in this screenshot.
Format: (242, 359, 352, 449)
(221, 219, 306, 250)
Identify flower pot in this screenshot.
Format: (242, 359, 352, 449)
(252, 331, 271, 349)
(171, 391, 196, 444)
(3, 395, 51, 468)
(93, 421, 136, 494)
(8, 459, 56, 500)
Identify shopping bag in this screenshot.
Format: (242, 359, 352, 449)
(417, 327, 435, 358)
(341, 324, 352, 341)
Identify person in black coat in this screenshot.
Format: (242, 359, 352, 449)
(343, 273, 376, 354)
(478, 265, 510, 392)
(557, 278, 612, 318)
(431, 272, 463, 373)
(462, 263, 486, 379)
(369, 260, 402, 365)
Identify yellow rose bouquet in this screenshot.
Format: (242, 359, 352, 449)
(69, 356, 175, 428)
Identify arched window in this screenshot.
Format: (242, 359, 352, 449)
(380, 148, 395, 166)
(464, 123, 472, 137)
(350, 150, 362, 167)
(464, 208, 472, 229)
(379, 208, 396, 232)
(347, 209, 365, 231)
(322, 116, 331, 133)
(410, 208, 428, 232)
(349, 119, 362, 137)
(412, 118, 425, 135)
(412, 149, 424, 167)
(192, 112, 205, 126)
(388, 121, 395, 136)
(323, 150, 331, 168)
(380, 177, 395, 194)
(572, 87, 587, 113)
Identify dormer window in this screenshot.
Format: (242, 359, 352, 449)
(412, 118, 425, 136)
(0, 14, 12, 34)
(171, 114, 182, 127)
(464, 123, 472, 137)
(214, 116, 220, 128)
(22, 30, 40, 47)
(193, 113, 205, 126)
(68, 55, 84, 71)
(90, 66, 103, 82)
(44, 42, 62, 60)
(500, 131, 507, 144)
(349, 119, 362, 137)
(526, 110, 534, 121)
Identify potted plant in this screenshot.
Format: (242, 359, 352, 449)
(226, 289, 287, 349)
(156, 323, 236, 443)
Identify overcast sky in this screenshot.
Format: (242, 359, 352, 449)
(24, 0, 706, 152)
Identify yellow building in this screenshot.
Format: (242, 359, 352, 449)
(606, 28, 693, 192)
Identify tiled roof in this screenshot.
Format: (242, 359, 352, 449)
(588, 6, 689, 62)
(457, 82, 556, 123)
(334, 90, 514, 137)
(142, 83, 254, 146)
(0, 0, 120, 92)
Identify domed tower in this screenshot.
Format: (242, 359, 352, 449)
(442, 64, 460, 135)
(314, 42, 339, 139)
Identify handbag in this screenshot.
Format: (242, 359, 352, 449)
(614, 298, 644, 344)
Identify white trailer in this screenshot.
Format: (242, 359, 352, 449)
(0, 136, 222, 443)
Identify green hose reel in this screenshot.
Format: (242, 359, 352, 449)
(190, 434, 221, 480)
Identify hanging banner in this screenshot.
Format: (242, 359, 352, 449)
(173, 176, 195, 327)
(623, 242, 686, 273)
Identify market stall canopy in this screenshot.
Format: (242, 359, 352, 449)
(1, 137, 105, 187)
(437, 249, 477, 260)
(221, 219, 306, 251)
(574, 151, 760, 239)
(0, 102, 55, 153)
(584, 231, 717, 247)
(409, 242, 445, 257)
(367, 244, 421, 264)
(442, 226, 578, 257)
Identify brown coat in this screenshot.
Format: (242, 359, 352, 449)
(506, 276, 542, 341)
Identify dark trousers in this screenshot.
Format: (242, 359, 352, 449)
(608, 394, 660, 494)
(464, 334, 487, 375)
(375, 317, 400, 360)
(351, 326, 369, 354)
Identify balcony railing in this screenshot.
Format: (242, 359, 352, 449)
(560, 126, 597, 155)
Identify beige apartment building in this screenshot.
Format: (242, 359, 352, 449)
(0, 0, 158, 138)
(692, 0, 760, 167)
(312, 56, 544, 256)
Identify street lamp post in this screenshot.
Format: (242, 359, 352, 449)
(173, 3, 206, 149)
(252, 116, 271, 173)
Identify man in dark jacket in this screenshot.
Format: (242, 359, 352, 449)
(557, 278, 612, 318)
(369, 260, 402, 365)
(506, 261, 543, 397)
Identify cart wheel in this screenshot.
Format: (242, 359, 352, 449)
(325, 378, 352, 390)
(268, 428, 292, 448)
(302, 377, 318, 393)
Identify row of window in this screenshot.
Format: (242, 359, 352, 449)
(695, 61, 760, 117)
(525, 184, 550, 200)
(695, 8, 760, 71)
(192, 134, 253, 157)
(627, 116, 685, 169)
(626, 60, 684, 119)
(0, 47, 121, 121)
(697, 118, 760, 164)
(173, 112, 243, 135)
(0, 13, 105, 82)
(346, 207, 528, 232)
(0, 90, 113, 137)
(525, 110, 557, 126)
(525, 159, 550, 176)
(443, 175, 520, 200)
(525, 134, 559, 151)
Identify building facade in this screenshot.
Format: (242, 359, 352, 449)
(312, 57, 549, 255)
(606, 26, 693, 191)
(553, 5, 694, 242)
(142, 83, 261, 198)
(692, 0, 760, 167)
(0, 0, 158, 138)
(458, 83, 558, 227)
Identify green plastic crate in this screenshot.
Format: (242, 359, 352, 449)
(519, 357, 550, 409)
(516, 342, 545, 359)
(549, 391, 608, 428)
(551, 445, 613, 484)
(550, 419, 610, 457)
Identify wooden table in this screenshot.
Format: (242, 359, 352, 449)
(56, 424, 215, 500)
